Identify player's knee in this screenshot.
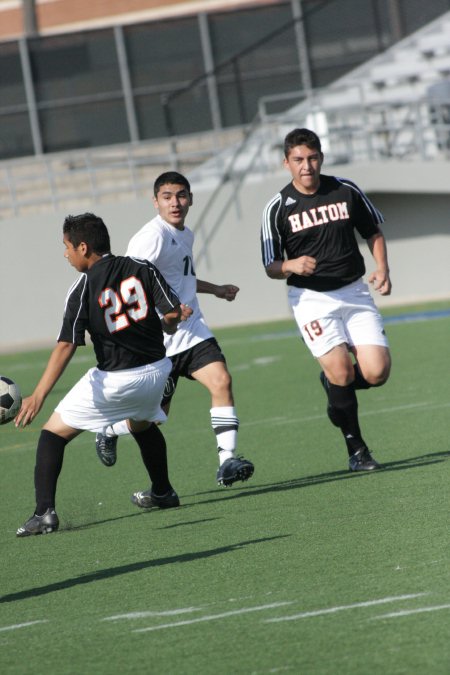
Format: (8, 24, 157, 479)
(210, 370, 232, 396)
(326, 363, 354, 387)
(365, 364, 390, 386)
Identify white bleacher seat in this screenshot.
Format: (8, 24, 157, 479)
(418, 32, 450, 57)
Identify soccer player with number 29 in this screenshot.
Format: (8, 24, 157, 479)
(15, 213, 192, 536)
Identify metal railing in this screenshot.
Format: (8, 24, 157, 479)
(0, 127, 246, 219)
(1, 88, 449, 222)
(188, 86, 450, 266)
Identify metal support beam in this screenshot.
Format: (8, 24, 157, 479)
(18, 37, 42, 155)
(291, 0, 313, 94)
(198, 12, 222, 131)
(22, 0, 38, 37)
(387, 0, 403, 43)
(114, 25, 139, 143)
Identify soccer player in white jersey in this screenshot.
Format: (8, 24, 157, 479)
(15, 213, 192, 536)
(261, 128, 392, 471)
(96, 172, 254, 491)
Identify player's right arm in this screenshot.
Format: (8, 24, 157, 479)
(261, 194, 316, 279)
(16, 275, 88, 427)
(265, 257, 316, 279)
(15, 341, 77, 427)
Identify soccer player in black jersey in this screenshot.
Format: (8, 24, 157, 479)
(261, 128, 392, 471)
(15, 213, 192, 536)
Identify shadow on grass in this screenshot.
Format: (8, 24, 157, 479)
(61, 512, 219, 532)
(186, 449, 450, 503)
(1, 535, 289, 604)
(156, 517, 221, 529)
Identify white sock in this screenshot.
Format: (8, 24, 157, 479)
(210, 406, 239, 465)
(218, 447, 235, 464)
(107, 420, 129, 437)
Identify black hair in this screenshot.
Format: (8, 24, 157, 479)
(63, 213, 111, 254)
(153, 171, 191, 197)
(284, 128, 322, 158)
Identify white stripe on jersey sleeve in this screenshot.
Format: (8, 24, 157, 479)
(335, 177, 384, 224)
(58, 274, 88, 343)
(261, 193, 283, 266)
(129, 257, 180, 309)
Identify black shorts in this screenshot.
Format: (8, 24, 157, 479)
(161, 337, 226, 406)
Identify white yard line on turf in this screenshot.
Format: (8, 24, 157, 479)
(264, 594, 428, 623)
(103, 607, 201, 621)
(132, 602, 294, 633)
(0, 620, 48, 632)
(372, 603, 450, 620)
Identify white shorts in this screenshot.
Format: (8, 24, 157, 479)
(288, 279, 389, 358)
(55, 357, 172, 433)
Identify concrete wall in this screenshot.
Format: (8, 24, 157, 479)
(1, 161, 449, 353)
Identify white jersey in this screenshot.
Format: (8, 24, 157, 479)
(126, 214, 213, 357)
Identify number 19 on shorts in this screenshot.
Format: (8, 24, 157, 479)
(303, 320, 323, 341)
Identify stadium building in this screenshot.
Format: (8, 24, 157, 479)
(0, 0, 449, 350)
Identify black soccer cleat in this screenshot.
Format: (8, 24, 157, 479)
(319, 371, 342, 428)
(131, 489, 180, 510)
(216, 456, 254, 487)
(16, 509, 59, 537)
(348, 447, 381, 472)
(96, 433, 118, 467)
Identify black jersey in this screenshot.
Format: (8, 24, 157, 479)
(57, 254, 180, 371)
(261, 174, 383, 292)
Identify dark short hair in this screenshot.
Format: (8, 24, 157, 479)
(153, 171, 191, 197)
(284, 128, 322, 158)
(63, 213, 111, 254)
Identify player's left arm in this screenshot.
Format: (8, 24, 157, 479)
(367, 230, 392, 296)
(197, 279, 239, 302)
(15, 341, 77, 427)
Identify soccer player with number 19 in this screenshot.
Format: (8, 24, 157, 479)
(261, 128, 392, 471)
(15, 213, 192, 536)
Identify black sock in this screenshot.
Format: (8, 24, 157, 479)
(131, 424, 172, 495)
(34, 429, 68, 514)
(327, 383, 367, 456)
(353, 364, 372, 390)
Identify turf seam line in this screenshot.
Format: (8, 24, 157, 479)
(132, 602, 294, 633)
(264, 594, 428, 622)
(372, 603, 450, 620)
(0, 620, 49, 632)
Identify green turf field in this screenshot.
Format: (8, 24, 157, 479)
(1, 304, 449, 675)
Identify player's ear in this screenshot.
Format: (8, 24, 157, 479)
(79, 241, 89, 257)
(188, 192, 193, 206)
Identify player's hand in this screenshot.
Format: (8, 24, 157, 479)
(162, 304, 192, 334)
(15, 394, 44, 428)
(179, 303, 193, 321)
(368, 270, 392, 296)
(288, 256, 317, 276)
(215, 285, 239, 302)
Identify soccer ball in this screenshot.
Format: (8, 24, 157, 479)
(0, 376, 22, 425)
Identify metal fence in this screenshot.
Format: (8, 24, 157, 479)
(2, 0, 449, 159)
(1, 89, 449, 221)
